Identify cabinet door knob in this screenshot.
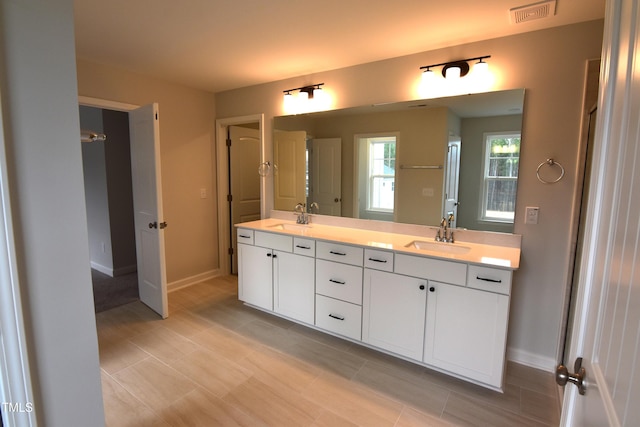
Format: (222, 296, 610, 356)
(267, 253, 272, 257)
(429, 286, 435, 292)
(419, 285, 425, 290)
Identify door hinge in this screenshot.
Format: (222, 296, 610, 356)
(226, 138, 232, 147)
(155, 112, 158, 120)
(227, 194, 233, 202)
(228, 247, 234, 255)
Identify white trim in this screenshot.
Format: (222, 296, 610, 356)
(215, 114, 264, 275)
(0, 89, 37, 426)
(78, 96, 139, 112)
(167, 269, 222, 292)
(507, 346, 556, 372)
(90, 261, 113, 277)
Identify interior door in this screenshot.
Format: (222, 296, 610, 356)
(560, 1, 639, 424)
(443, 137, 460, 227)
(311, 137, 341, 216)
(129, 103, 168, 318)
(229, 125, 261, 273)
(273, 130, 307, 210)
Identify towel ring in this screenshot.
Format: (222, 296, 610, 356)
(258, 161, 277, 177)
(536, 158, 565, 184)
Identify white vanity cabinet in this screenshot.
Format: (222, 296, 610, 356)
(315, 241, 363, 340)
(236, 221, 518, 391)
(238, 229, 315, 323)
(362, 269, 427, 360)
(273, 239, 315, 324)
(424, 281, 510, 389)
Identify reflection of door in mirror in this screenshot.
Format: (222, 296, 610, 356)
(230, 125, 261, 272)
(274, 130, 307, 211)
(310, 138, 342, 216)
(444, 137, 461, 227)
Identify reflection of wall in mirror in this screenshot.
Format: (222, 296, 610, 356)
(458, 114, 523, 233)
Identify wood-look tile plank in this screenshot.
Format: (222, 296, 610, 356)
(236, 346, 320, 394)
(128, 325, 199, 363)
(302, 373, 404, 427)
(521, 387, 561, 426)
(442, 391, 549, 427)
(353, 361, 450, 416)
(189, 324, 257, 361)
(101, 371, 170, 427)
(223, 377, 323, 426)
(311, 409, 360, 427)
(160, 309, 213, 338)
(99, 338, 150, 375)
(283, 335, 366, 380)
(169, 349, 252, 398)
(395, 406, 456, 427)
(112, 357, 197, 412)
(160, 388, 265, 427)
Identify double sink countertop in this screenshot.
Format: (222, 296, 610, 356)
(236, 218, 521, 270)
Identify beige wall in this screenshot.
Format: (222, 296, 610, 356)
(216, 20, 605, 368)
(76, 59, 218, 283)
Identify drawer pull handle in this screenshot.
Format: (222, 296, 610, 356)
(296, 245, 311, 249)
(329, 279, 346, 285)
(476, 276, 502, 283)
(239, 234, 251, 239)
(329, 250, 347, 256)
(368, 257, 387, 263)
(328, 314, 345, 321)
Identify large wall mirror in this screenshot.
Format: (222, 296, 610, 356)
(273, 89, 525, 233)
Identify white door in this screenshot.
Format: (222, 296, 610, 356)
(273, 130, 307, 211)
(560, 1, 640, 424)
(229, 125, 261, 273)
(444, 137, 461, 227)
(129, 103, 168, 318)
(310, 138, 342, 216)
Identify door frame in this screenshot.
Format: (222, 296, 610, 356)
(215, 114, 264, 276)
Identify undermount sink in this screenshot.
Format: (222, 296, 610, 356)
(405, 240, 471, 255)
(268, 223, 313, 231)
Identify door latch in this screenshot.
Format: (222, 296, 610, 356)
(556, 357, 586, 395)
(148, 221, 168, 229)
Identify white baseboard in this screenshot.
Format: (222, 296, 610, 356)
(113, 264, 137, 276)
(90, 261, 113, 277)
(167, 269, 222, 292)
(507, 346, 557, 372)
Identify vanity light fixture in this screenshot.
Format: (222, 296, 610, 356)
(419, 56, 492, 98)
(282, 83, 328, 114)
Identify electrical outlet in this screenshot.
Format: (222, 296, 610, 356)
(525, 206, 539, 224)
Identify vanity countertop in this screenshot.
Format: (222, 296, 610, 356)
(236, 218, 520, 270)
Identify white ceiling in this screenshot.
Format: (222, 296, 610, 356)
(74, 0, 605, 94)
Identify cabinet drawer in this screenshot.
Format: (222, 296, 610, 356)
(395, 254, 467, 286)
(467, 265, 512, 295)
(315, 295, 362, 341)
(255, 231, 292, 252)
(316, 259, 363, 305)
(364, 249, 394, 272)
(316, 241, 363, 266)
(236, 228, 254, 245)
(293, 237, 316, 257)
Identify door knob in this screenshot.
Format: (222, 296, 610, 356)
(556, 357, 586, 395)
(149, 222, 157, 229)
(159, 221, 168, 229)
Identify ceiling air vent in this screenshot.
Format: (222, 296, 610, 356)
(510, 0, 557, 24)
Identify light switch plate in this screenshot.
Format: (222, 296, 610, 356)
(525, 206, 539, 224)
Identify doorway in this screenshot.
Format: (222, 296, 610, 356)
(79, 105, 139, 312)
(215, 114, 264, 275)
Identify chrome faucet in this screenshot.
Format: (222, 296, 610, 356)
(435, 214, 455, 243)
(294, 203, 308, 224)
(309, 201, 319, 214)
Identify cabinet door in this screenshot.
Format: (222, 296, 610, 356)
(424, 282, 509, 389)
(237, 243, 273, 310)
(274, 251, 315, 324)
(363, 270, 427, 361)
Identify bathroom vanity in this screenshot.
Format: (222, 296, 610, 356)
(235, 217, 520, 391)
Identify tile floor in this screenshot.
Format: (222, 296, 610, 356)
(97, 275, 561, 426)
